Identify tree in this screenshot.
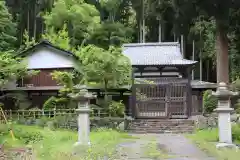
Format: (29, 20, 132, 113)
(43, 0, 100, 46)
(0, 51, 40, 109)
(171, 0, 240, 83)
(0, 0, 17, 51)
(42, 24, 72, 51)
(50, 70, 82, 109)
(75, 45, 131, 100)
(99, 0, 122, 22)
(190, 17, 216, 63)
(89, 21, 133, 49)
(0, 52, 27, 88)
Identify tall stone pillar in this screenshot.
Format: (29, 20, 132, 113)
(69, 85, 96, 146)
(212, 82, 238, 148)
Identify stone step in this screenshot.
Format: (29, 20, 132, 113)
(129, 126, 194, 129)
(128, 129, 194, 134)
(132, 120, 194, 124)
(131, 122, 194, 125)
(127, 119, 195, 133)
(130, 124, 194, 127)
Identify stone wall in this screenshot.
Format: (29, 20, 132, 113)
(190, 113, 240, 130)
(15, 116, 125, 130)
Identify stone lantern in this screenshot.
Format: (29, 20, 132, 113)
(212, 82, 238, 148)
(69, 85, 96, 146)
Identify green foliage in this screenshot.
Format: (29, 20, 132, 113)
(89, 21, 133, 49)
(190, 17, 216, 62)
(0, 52, 27, 88)
(203, 90, 217, 114)
(51, 71, 74, 88)
(50, 71, 80, 109)
(0, 1, 17, 51)
(14, 129, 44, 144)
(232, 79, 240, 91)
(108, 100, 125, 117)
(76, 45, 131, 90)
(1, 124, 131, 159)
(99, 0, 122, 21)
(44, 0, 100, 46)
(231, 79, 240, 113)
(43, 96, 57, 110)
(42, 25, 72, 51)
(4, 91, 32, 110)
(229, 34, 240, 81)
(19, 30, 37, 52)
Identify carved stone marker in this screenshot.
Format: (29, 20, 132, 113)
(212, 82, 238, 148)
(69, 85, 96, 146)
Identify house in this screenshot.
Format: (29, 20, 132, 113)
(2, 41, 77, 108)
(2, 41, 216, 115)
(122, 42, 216, 119)
(2, 41, 130, 109)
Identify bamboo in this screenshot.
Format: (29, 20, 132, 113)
(0, 107, 15, 140)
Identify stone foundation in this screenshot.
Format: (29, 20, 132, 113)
(126, 119, 195, 133)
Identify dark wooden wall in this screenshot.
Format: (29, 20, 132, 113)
(18, 68, 73, 87)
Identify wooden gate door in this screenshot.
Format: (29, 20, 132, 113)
(167, 82, 188, 118)
(133, 84, 168, 118)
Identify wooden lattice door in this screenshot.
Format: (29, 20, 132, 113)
(167, 83, 188, 118)
(133, 84, 168, 118)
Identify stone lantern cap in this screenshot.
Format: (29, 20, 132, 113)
(68, 84, 97, 100)
(212, 82, 238, 99)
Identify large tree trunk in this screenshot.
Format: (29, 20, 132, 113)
(216, 23, 229, 84)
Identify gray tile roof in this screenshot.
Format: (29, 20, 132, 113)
(123, 42, 197, 66)
(135, 78, 217, 89)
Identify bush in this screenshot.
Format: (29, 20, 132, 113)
(232, 123, 240, 142)
(43, 96, 57, 110)
(35, 118, 45, 127)
(16, 117, 26, 125)
(203, 90, 217, 114)
(234, 100, 240, 114)
(34, 116, 51, 127)
(13, 128, 44, 144)
(232, 79, 240, 91)
(0, 124, 9, 136)
(108, 100, 125, 117)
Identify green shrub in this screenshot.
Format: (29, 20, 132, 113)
(232, 79, 240, 91)
(232, 123, 240, 142)
(234, 99, 240, 114)
(0, 124, 8, 136)
(45, 121, 56, 130)
(25, 118, 34, 125)
(108, 100, 125, 117)
(35, 118, 45, 127)
(203, 90, 217, 114)
(13, 128, 43, 144)
(16, 117, 26, 125)
(231, 79, 240, 113)
(43, 96, 57, 110)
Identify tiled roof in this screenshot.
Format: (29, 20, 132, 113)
(123, 42, 197, 66)
(18, 40, 74, 57)
(135, 78, 217, 89)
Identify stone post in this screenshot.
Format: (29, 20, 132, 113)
(212, 82, 238, 148)
(69, 85, 96, 146)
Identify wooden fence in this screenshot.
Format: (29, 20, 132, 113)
(1, 108, 125, 122)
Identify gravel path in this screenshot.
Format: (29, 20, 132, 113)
(116, 134, 216, 160)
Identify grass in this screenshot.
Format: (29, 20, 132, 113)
(144, 138, 173, 159)
(188, 129, 240, 160)
(0, 124, 134, 160)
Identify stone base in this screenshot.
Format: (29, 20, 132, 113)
(216, 143, 237, 149)
(74, 141, 91, 147)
